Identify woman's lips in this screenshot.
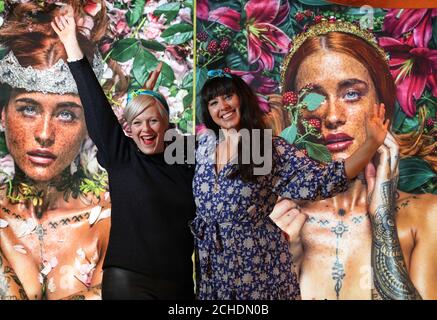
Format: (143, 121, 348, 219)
(141, 136, 156, 145)
(324, 133, 354, 152)
(27, 150, 57, 166)
(221, 110, 235, 120)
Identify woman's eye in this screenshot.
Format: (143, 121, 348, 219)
(58, 110, 77, 122)
(344, 91, 361, 101)
(225, 94, 233, 100)
(150, 119, 159, 124)
(17, 105, 37, 116)
(208, 100, 217, 107)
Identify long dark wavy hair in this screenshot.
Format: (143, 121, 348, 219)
(200, 75, 272, 182)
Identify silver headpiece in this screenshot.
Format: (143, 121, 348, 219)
(0, 50, 105, 95)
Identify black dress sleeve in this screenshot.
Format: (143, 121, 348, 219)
(68, 57, 130, 167)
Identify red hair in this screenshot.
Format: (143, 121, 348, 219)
(0, 1, 108, 68)
(282, 32, 396, 121)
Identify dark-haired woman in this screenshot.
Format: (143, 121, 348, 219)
(192, 72, 389, 299)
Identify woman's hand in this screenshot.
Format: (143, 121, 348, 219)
(270, 198, 307, 277)
(51, 6, 84, 61)
(366, 132, 399, 217)
(143, 62, 163, 91)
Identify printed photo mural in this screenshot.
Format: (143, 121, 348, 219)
(196, 0, 437, 299)
(0, 0, 193, 300)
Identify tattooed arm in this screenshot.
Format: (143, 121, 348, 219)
(367, 133, 421, 300)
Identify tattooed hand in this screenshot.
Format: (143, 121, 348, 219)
(270, 198, 307, 277)
(366, 132, 399, 215)
(365, 132, 421, 300)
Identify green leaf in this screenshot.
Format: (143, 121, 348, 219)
(132, 49, 158, 85)
(126, 0, 146, 27)
(280, 124, 298, 144)
(154, 2, 181, 22)
(400, 116, 419, 133)
(303, 92, 325, 111)
(392, 102, 407, 133)
(184, 0, 193, 9)
(305, 141, 332, 163)
(183, 88, 193, 108)
(225, 53, 249, 71)
(181, 72, 193, 90)
(178, 119, 188, 132)
(0, 1, 4, 13)
(161, 23, 193, 45)
(140, 40, 166, 51)
(196, 67, 208, 95)
(110, 38, 139, 62)
(297, 0, 330, 5)
(183, 108, 193, 120)
(158, 62, 175, 87)
(399, 157, 437, 192)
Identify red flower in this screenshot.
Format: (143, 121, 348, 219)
(379, 35, 437, 117)
(206, 0, 291, 70)
(383, 9, 437, 47)
(230, 67, 278, 95)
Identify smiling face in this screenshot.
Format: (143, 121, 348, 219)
(2, 90, 87, 182)
(130, 103, 168, 155)
(295, 50, 379, 160)
(207, 92, 242, 131)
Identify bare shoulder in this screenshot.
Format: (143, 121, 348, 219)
(396, 191, 437, 230)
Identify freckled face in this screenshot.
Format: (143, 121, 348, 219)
(295, 51, 379, 160)
(1, 91, 87, 182)
(207, 93, 241, 130)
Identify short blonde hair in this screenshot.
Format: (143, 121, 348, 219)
(124, 94, 169, 126)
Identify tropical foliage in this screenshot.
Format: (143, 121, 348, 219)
(196, 0, 437, 194)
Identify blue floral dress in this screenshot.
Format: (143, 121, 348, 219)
(191, 133, 349, 300)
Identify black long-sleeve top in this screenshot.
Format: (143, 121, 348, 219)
(68, 58, 195, 285)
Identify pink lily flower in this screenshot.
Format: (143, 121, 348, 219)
(379, 35, 437, 117)
(230, 68, 277, 95)
(383, 9, 437, 47)
(197, 0, 210, 21)
(206, 0, 290, 70)
(227, 68, 276, 112)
